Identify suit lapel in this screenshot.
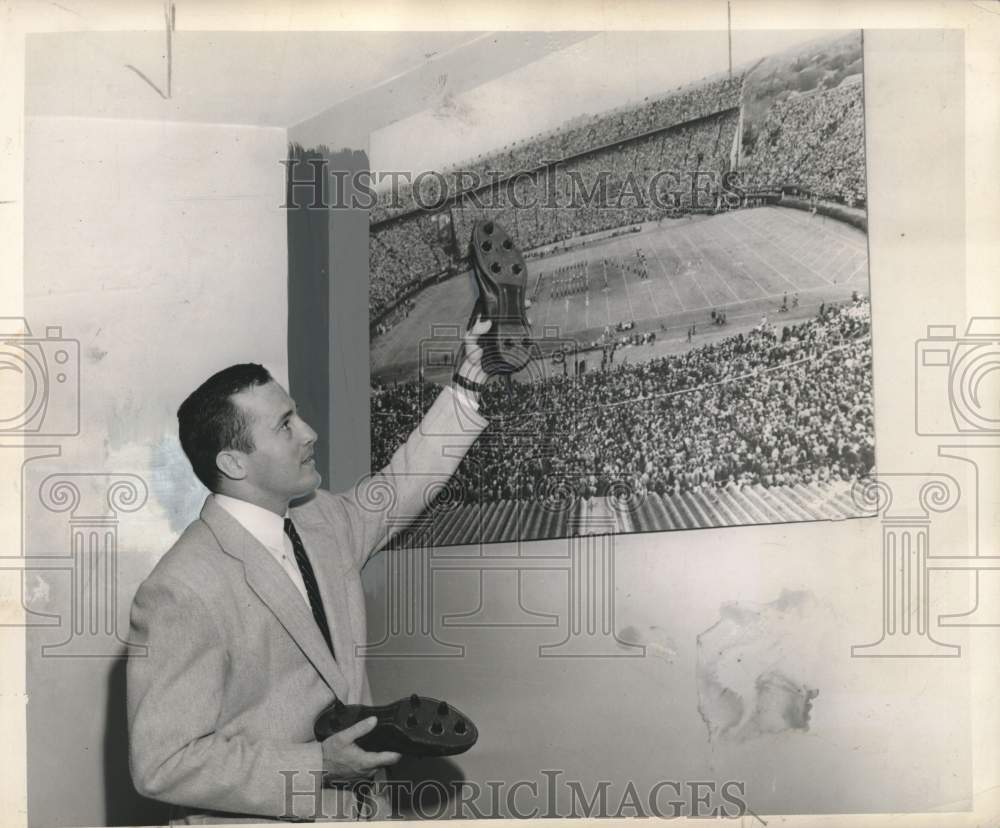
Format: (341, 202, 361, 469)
(289, 506, 360, 699)
(199, 496, 350, 700)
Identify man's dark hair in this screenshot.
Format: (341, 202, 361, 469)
(177, 363, 273, 491)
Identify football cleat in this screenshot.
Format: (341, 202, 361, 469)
(467, 220, 534, 374)
(314, 694, 479, 757)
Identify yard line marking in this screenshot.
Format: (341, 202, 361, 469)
(713, 218, 786, 297)
(826, 246, 862, 283)
(753, 209, 832, 271)
(771, 205, 867, 252)
(784, 223, 824, 260)
(708, 222, 768, 302)
(746, 208, 859, 262)
(648, 234, 688, 312)
(664, 227, 712, 308)
(730, 211, 832, 286)
(621, 260, 638, 321)
(802, 232, 845, 272)
(716, 218, 801, 296)
(822, 243, 857, 280)
(844, 258, 869, 283)
(685, 221, 741, 302)
(604, 272, 611, 325)
(643, 275, 662, 317)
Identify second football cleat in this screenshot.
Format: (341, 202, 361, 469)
(314, 694, 479, 757)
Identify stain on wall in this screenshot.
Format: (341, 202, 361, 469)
(617, 623, 678, 662)
(696, 589, 827, 742)
(148, 435, 208, 534)
(104, 392, 144, 454)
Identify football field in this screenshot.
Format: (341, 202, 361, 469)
(371, 206, 870, 382)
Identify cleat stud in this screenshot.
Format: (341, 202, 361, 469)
(430, 721, 444, 735)
(454, 720, 467, 734)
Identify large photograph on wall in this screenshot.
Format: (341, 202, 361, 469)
(368, 31, 875, 545)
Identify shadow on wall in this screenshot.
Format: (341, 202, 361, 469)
(104, 656, 170, 826)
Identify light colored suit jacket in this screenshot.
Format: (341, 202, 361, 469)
(127, 387, 486, 822)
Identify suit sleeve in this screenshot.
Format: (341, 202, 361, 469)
(127, 573, 324, 820)
(332, 384, 488, 567)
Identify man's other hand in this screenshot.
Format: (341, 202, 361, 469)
(320, 716, 400, 785)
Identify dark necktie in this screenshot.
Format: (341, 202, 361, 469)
(283, 518, 335, 659)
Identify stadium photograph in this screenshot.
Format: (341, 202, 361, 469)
(368, 30, 874, 545)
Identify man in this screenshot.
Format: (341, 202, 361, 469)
(127, 320, 492, 823)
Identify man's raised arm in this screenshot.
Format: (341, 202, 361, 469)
(331, 317, 493, 566)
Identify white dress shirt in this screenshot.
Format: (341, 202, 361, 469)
(215, 494, 311, 607)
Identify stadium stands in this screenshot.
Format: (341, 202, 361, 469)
(394, 478, 863, 546)
(448, 110, 740, 254)
(372, 299, 874, 512)
(369, 217, 450, 319)
(738, 81, 866, 206)
(370, 75, 745, 224)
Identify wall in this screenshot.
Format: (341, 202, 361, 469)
(22, 116, 288, 827)
(292, 28, 976, 819)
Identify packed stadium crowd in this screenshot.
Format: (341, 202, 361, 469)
(369, 75, 745, 224)
(739, 80, 865, 206)
(448, 110, 739, 253)
(368, 218, 452, 319)
(371, 299, 874, 505)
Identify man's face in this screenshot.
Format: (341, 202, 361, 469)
(230, 380, 321, 507)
